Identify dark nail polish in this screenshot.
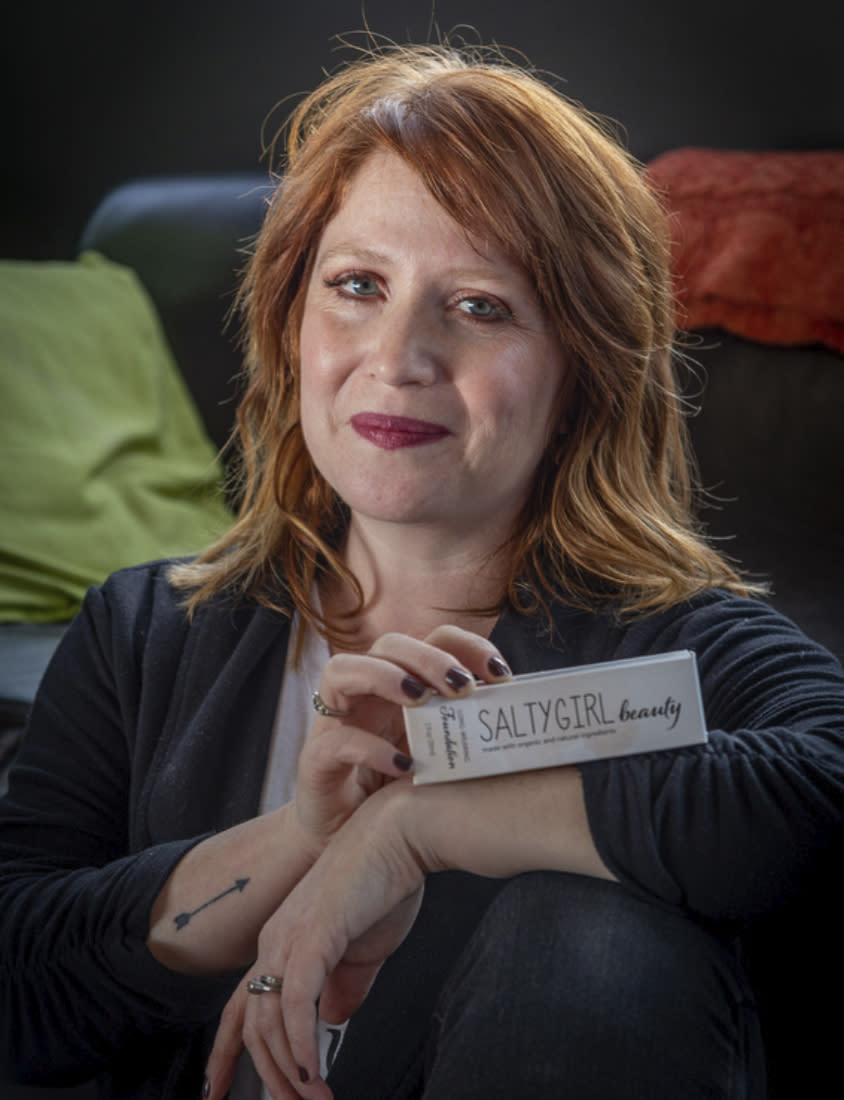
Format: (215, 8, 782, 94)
(401, 674, 428, 699)
(488, 656, 511, 678)
(393, 752, 413, 772)
(202, 1078, 210, 1099)
(444, 667, 472, 691)
(298, 1066, 310, 1084)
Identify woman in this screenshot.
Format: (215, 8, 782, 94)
(1, 44, 842, 1100)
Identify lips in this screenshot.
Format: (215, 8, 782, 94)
(350, 413, 451, 450)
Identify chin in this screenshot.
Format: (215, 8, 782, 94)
(350, 500, 443, 526)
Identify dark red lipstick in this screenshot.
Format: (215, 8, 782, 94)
(351, 413, 450, 450)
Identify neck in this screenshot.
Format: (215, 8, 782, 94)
(321, 516, 511, 650)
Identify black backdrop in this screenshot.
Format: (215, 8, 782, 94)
(3, 0, 842, 261)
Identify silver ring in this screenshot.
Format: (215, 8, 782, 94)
(247, 974, 283, 994)
(312, 691, 352, 719)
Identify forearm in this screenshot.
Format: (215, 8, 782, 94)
(396, 765, 616, 883)
(147, 802, 321, 975)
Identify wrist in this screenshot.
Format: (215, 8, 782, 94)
(284, 800, 331, 868)
(366, 778, 443, 877)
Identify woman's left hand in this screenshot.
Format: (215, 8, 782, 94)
(205, 761, 612, 1099)
(205, 780, 424, 1099)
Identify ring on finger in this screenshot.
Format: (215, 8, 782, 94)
(246, 974, 284, 994)
(312, 691, 352, 719)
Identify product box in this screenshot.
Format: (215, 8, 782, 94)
(403, 649, 706, 784)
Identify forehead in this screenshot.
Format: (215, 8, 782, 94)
(323, 150, 461, 238)
(315, 148, 523, 276)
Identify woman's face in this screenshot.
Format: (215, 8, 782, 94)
(299, 149, 566, 544)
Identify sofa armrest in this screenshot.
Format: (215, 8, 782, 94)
(79, 175, 271, 450)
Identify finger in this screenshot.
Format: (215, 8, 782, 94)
(301, 725, 414, 780)
(245, 992, 331, 1100)
(246, 1025, 312, 1100)
(363, 633, 482, 698)
(204, 983, 247, 1100)
(367, 630, 511, 694)
(314, 650, 434, 716)
(318, 957, 382, 1025)
(280, 953, 336, 1088)
(422, 624, 513, 683)
(317, 634, 507, 720)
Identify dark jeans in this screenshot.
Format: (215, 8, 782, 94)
(417, 872, 766, 1099)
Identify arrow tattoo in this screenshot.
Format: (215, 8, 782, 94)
(173, 878, 250, 930)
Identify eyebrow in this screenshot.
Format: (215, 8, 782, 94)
(315, 245, 393, 268)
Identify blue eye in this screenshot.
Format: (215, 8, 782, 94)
(327, 274, 380, 297)
(348, 275, 379, 296)
(457, 297, 510, 320)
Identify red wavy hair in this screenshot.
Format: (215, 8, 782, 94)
(170, 43, 755, 636)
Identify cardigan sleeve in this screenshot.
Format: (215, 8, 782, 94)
(0, 565, 241, 1086)
(579, 594, 844, 922)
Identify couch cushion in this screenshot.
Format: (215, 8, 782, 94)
(0, 251, 231, 623)
(646, 149, 844, 353)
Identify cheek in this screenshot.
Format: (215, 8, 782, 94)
(474, 361, 557, 433)
(298, 315, 356, 465)
(299, 303, 353, 392)
(298, 310, 338, 418)
(298, 307, 320, 384)
(298, 322, 327, 452)
(297, 349, 316, 437)
(487, 360, 565, 470)
(525, 345, 567, 440)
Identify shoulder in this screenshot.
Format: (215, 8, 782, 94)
(531, 590, 844, 728)
(597, 588, 839, 668)
(500, 588, 842, 680)
(610, 587, 843, 681)
(77, 558, 280, 671)
(95, 556, 185, 614)
(653, 589, 840, 668)
(617, 590, 844, 732)
(80, 558, 196, 652)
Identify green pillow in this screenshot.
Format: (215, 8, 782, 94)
(0, 251, 232, 622)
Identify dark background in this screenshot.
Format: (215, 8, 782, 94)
(1, 6, 842, 1097)
(3, 0, 842, 261)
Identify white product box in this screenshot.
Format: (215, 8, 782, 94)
(403, 649, 706, 784)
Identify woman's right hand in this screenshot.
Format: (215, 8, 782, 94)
(148, 626, 510, 982)
(294, 625, 512, 851)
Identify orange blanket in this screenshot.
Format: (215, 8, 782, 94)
(645, 148, 844, 353)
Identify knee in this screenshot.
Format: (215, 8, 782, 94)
(462, 871, 668, 1001)
(467, 871, 731, 1001)
(425, 873, 764, 1098)
(434, 872, 670, 1038)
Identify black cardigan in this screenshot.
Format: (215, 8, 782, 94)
(1, 560, 842, 1097)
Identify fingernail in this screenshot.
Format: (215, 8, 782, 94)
(393, 752, 413, 772)
(444, 667, 472, 691)
(298, 1066, 310, 1084)
(401, 674, 428, 700)
(488, 656, 511, 678)
(202, 1078, 210, 1099)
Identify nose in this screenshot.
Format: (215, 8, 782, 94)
(367, 303, 443, 387)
